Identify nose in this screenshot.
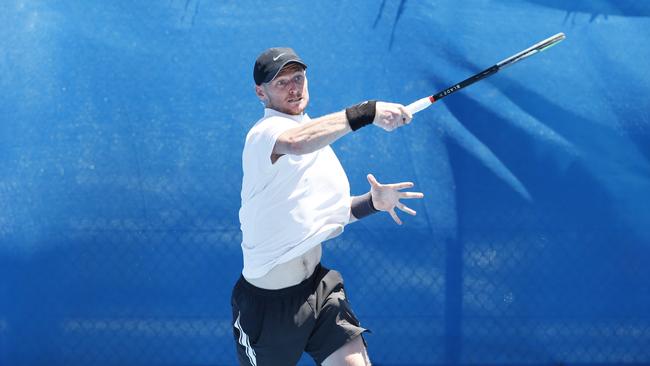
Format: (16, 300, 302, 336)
(288, 81, 299, 94)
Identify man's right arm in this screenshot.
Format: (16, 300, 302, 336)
(273, 111, 350, 159)
(272, 102, 412, 160)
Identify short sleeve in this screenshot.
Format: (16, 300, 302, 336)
(245, 116, 297, 172)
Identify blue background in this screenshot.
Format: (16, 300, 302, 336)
(1, 1, 649, 365)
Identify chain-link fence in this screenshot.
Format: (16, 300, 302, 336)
(3, 1, 650, 365)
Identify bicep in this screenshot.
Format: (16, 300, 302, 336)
(272, 129, 297, 158)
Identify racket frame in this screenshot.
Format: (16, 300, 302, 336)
(405, 32, 565, 115)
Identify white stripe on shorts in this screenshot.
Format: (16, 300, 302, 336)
(234, 312, 257, 366)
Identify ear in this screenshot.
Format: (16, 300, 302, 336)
(255, 85, 267, 103)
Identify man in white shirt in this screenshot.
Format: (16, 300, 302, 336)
(233, 47, 424, 366)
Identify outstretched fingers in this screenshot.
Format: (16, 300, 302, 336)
(387, 181, 414, 190)
(400, 191, 425, 199)
(367, 174, 380, 188)
(397, 202, 417, 216)
(389, 208, 402, 225)
(366, 174, 424, 224)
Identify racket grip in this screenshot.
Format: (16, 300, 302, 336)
(405, 97, 433, 115)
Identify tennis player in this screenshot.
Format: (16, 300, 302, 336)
(232, 47, 424, 366)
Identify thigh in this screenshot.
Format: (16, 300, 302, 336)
(305, 267, 369, 364)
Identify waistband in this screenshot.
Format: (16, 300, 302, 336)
(237, 263, 323, 297)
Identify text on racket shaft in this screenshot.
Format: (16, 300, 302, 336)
(441, 84, 461, 97)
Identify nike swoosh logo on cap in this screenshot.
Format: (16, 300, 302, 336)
(273, 53, 286, 61)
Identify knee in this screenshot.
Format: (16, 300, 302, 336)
(343, 351, 371, 366)
(322, 336, 370, 366)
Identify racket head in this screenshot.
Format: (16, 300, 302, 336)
(497, 32, 566, 69)
(539, 32, 566, 51)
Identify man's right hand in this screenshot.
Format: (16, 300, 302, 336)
(373, 102, 413, 132)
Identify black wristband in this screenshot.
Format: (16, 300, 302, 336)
(345, 100, 377, 131)
(351, 192, 379, 220)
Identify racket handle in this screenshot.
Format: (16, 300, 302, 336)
(405, 96, 434, 115)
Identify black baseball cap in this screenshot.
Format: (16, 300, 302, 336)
(253, 47, 307, 85)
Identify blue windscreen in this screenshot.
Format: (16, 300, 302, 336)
(1, 1, 649, 365)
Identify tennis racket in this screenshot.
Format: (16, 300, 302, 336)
(405, 32, 566, 115)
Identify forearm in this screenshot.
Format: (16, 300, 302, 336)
(275, 101, 378, 156)
(277, 111, 351, 155)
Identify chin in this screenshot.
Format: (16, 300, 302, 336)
(297, 99, 309, 114)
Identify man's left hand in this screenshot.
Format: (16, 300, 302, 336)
(367, 174, 424, 225)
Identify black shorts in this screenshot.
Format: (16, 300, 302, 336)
(231, 263, 368, 365)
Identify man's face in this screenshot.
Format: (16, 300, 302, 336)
(256, 66, 309, 115)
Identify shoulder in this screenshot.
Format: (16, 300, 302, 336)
(247, 115, 298, 140)
(255, 115, 298, 130)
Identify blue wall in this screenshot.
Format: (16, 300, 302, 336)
(1, 1, 649, 365)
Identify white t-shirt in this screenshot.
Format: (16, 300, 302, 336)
(239, 108, 351, 279)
